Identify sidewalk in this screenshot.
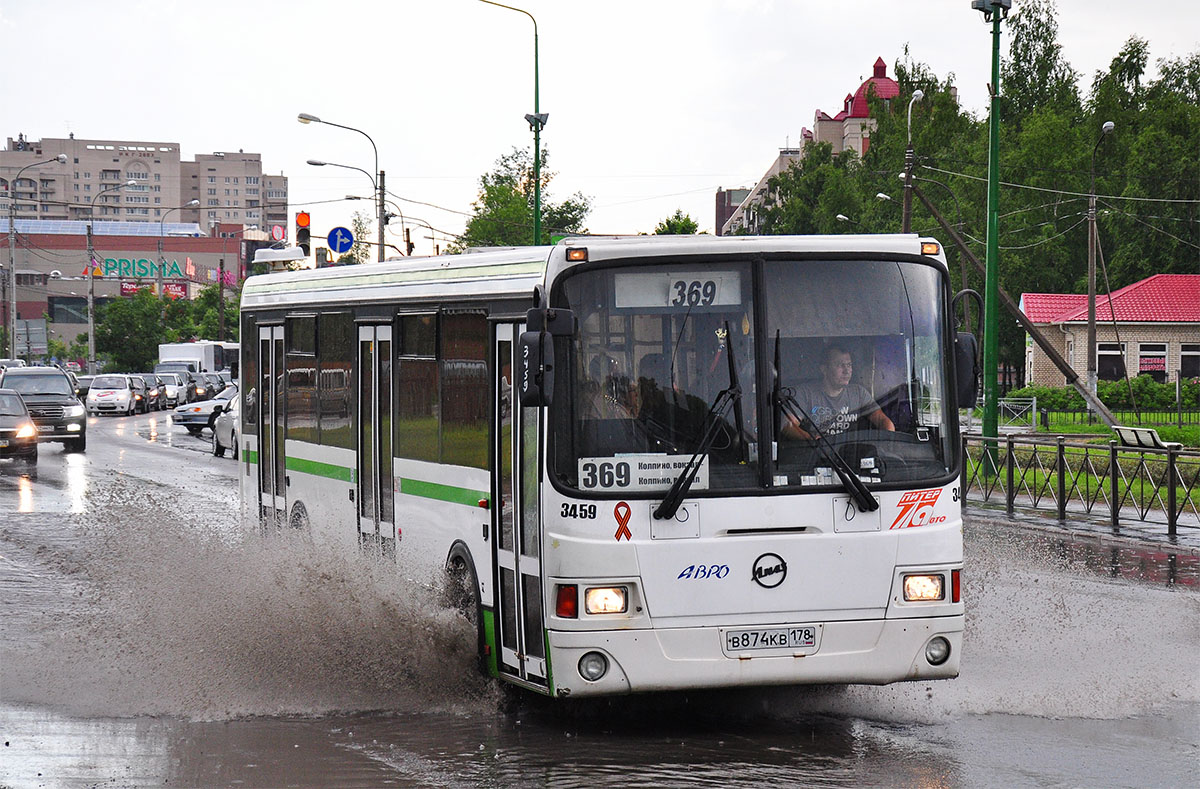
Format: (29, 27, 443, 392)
(965, 503, 1200, 587)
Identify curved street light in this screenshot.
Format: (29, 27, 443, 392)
(86, 179, 137, 374)
(902, 89, 925, 232)
(297, 113, 385, 261)
(6, 153, 68, 358)
(479, 1, 546, 245)
(157, 199, 200, 300)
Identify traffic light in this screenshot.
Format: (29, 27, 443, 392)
(296, 211, 311, 256)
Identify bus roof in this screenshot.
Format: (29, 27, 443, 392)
(239, 234, 946, 311)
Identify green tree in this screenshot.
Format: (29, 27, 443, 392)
(190, 283, 240, 341)
(337, 210, 372, 265)
(452, 147, 591, 250)
(654, 209, 700, 235)
(95, 288, 167, 371)
(1000, 0, 1081, 126)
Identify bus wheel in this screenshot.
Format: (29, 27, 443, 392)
(445, 550, 489, 677)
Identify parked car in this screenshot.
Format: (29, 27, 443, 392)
(0, 388, 39, 466)
(212, 392, 239, 458)
(0, 358, 27, 370)
(86, 374, 142, 416)
(159, 373, 193, 407)
(173, 383, 237, 435)
(0, 366, 87, 452)
(74, 375, 96, 399)
(133, 374, 167, 411)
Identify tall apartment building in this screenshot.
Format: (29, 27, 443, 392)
(0, 133, 286, 230)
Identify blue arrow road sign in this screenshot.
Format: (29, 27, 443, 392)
(328, 226, 355, 255)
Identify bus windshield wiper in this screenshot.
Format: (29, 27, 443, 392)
(776, 390, 879, 512)
(654, 321, 742, 521)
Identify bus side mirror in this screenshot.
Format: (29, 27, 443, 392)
(955, 332, 979, 407)
(518, 331, 555, 407)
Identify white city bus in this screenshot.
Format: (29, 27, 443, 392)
(238, 234, 975, 698)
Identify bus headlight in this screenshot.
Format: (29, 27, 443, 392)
(584, 586, 627, 614)
(925, 636, 951, 666)
(903, 574, 945, 602)
(16, 423, 37, 439)
(578, 651, 608, 681)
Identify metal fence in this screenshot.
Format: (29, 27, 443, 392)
(962, 433, 1200, 537)
(1041, 409, 1200, 427)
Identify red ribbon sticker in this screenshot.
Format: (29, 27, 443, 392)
(614, 501, 632, 541)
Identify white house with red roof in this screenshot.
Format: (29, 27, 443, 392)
(1019, 274, 1200, 387)
(721, 58, 900, 236)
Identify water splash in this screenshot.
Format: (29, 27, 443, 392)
(1, 478, 495, 720)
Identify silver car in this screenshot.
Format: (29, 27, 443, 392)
(211, 393, 239, 458)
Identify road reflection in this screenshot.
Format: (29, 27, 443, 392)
(17, 473, 34, 512)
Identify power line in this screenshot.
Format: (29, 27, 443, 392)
(922, 165, 1200, 204)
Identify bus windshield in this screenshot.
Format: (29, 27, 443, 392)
(551, 258, 954, 495)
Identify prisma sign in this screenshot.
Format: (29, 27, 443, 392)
(102, 258, 185, 278)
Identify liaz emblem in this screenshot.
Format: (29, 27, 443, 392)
(751, 553, 787, 588)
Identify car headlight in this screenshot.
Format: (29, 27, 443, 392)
(64, 405, 85, 418)
(15, 423, 37, 439)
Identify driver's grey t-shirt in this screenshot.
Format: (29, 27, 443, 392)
(794, 382, 879, 436)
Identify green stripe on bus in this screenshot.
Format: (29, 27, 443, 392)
(400, 477, 488, 507)
(245, 449, 258, 464)
(483, 607, 499, 678)
(285, 456, 356, 482)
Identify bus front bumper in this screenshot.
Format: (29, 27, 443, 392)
(547, 615, 963, 698)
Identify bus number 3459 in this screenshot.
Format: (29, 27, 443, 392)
(581, 461, 630, 489)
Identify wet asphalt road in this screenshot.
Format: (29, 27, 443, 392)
(1, 411, 1197, 788)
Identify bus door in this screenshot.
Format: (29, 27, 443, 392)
(356, 324, 395, 544)
(257, 325, 286, 524)
(492, 323, 546, 684)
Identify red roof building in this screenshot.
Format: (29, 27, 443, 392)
(1020, 274, 1200, 386)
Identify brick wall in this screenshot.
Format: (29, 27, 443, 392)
(1027, 321, 1200, 386)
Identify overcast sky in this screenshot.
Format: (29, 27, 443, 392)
(3, 1, 1195, 254)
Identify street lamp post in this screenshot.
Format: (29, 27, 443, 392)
(479, 1, 547, 245)
(973, 0, 1010, 467)
(307, 159, 380, 261)
(1087, 121, 1116, 398)
(213, 224, 257, 342)
(902, 90, 924, 233)
(86, 180, 136, 374)
(297, 113, 385, 262)
(158, 200, 200, 299)
(6, 153, 67, 358)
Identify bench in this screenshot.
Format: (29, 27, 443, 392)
(1112, 425, 1183, 451)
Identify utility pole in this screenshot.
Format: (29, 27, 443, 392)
(218, 258, 225, 342)
(86, 223, 96, 374)
(1087, 121, 1116, 399)
(377, 169, 386, 261)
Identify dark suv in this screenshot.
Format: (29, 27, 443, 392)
(0, 366, 87, 452)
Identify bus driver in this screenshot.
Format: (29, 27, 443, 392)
(782, 344, 895, 440)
